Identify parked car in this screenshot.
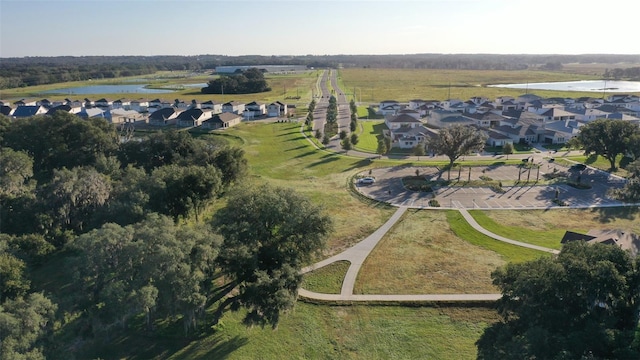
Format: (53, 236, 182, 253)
(357, 177, 375, 185)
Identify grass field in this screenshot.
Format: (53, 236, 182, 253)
(339, 68, 640, 104)
(354, 120, 384, 153)
(1, 70, 321, 110)
(302, 261, 350, 294)
(355, 209, 503, 295)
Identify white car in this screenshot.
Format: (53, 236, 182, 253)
(357, 177, 375, 185)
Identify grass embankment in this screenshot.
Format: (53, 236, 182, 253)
(302, 261, 350, 294)
(354, 120, 385, 153)
(338, 68, 640, 104)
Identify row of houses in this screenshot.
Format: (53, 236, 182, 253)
(381, 93, 640, 149)
(0, 98, 294, 129)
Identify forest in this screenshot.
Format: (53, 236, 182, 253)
(2, 53, 640, 89)
(0, 112, 332, 358)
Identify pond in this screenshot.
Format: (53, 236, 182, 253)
(488, 80, 640, 93)
(39, 84, 176, 95)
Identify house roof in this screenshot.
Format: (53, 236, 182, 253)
(12, 105, 42, 117)
(246, 101, 264, 106)
(562, 229, 640, 257)
(46, 104, 72, 115)
(206, 112, 242, 124)
(387, 114, 422, 123)
(176, 108, 204, 120)
(1, 105, 12, 116)
(149, 107, 179, 121)
(223, 101, 244, 106)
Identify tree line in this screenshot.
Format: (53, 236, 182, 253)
(201, 68, 271, 94)
(603, 66, 640, 80)
(4, 54, 640, 89)
(0, 112, 332, 358)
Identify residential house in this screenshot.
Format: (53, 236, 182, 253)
(148, 107, 180, 126)
(201, 100, 222, 114)
(493, 110, 545, 144)
(12, 105, 47, 118)
(397, 108, 420, 120)
(483, 128, 513, 147)
(222, 101, 245, 114)
(110, 108, 146, 124)
(201, 112, 242, 130)
(384, 113, 429, 149)
(544, 120, 582, 144)
(561, 229, 640, 257)
(426, 110, 475, 129)
(465, 112, 505, 128)
(112, 99, 131, 110)
(267, 102, 284, 117)
(176, 108, 213, 127)
(130, 99, 149, 112)
(14, 99, 37, 107)
(37, 99, 51, 108)
(244, 101, 266, 119)
(378, 100, 402, 116)
(540, 108, 577, 122)
(0, 105, 12, 116)
(46, 104, 72, 115)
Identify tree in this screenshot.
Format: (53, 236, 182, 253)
(315, 129, 322, 140)
(322, 135, 330, 145)
(69, 214, 222, 335)
(577, 119, 640, 170)
(377, 139, 388, 155)
(40, 166, 112, 235)
(502, 142, 514, 155)
(148, 164, 222, 222)
(0, 293, 57, 360)
(412, 143, 426, 159)
(610, 158, 640, 202)
(212, 185, 332, 328)
(201, 68, 270, 94)
(341, 137, 353, 153)
(339, 130, 347, 140)
(477, 241, 640, 359)
(2, 112, 119, 180)
(350, 133, 359, 145)
(428, 125, 487, 169)
(0, 148, 34, 199)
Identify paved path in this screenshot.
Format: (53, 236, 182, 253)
(456, 203, 559, 255)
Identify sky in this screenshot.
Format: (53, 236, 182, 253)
(1, 0, 639, 58)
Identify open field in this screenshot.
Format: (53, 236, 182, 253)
(355, 209, 504, 295)
(0, 70, 321, 109)
(339, 68, 640, 104)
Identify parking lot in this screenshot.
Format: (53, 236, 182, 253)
(355, 164, 627, 210)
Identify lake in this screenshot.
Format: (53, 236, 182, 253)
(488, 80, 640, 93)
(40, 84, 175, 95)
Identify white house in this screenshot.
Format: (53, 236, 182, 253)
(130, 99, 149, 112)
(243, 101, 266, 119)
(201, 100, 222, 113)
(222, 101, 245, 114)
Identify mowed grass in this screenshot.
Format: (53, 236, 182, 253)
(468, 210, 564, 250)
(339, 68, 635, 104)
(302, 261, 350, 294)
(355, 210, 503, 295)
(446, 211, 550, 263)
(475, 208, 640, 243)
(354, 120, 384, 153)
(224, 121, 397, 254)
(165, 304, 498, 360)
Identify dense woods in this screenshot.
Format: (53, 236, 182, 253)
(201, 68, 271, 94)
(0, 112, 332, 358)
(3, 54, 640, 89)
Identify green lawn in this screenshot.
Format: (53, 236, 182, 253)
(468, 210, 563, 250)
(446, 211, 550, 263)
(354, 120, 384, 153)
(302, 261, 350, 294)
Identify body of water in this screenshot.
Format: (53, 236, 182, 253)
(488, 80, 640, 93)
(40, 84, 175, 95)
